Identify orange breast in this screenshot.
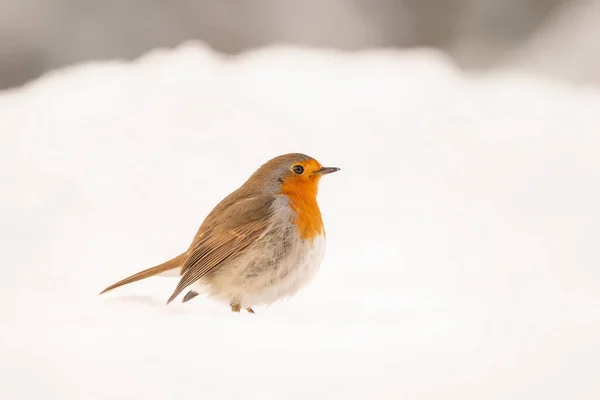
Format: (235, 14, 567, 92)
(279, 179, 324, 241)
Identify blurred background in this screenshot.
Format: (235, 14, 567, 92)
(1, 0, 599, 90)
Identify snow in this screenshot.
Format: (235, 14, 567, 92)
(1, 41, 599, 399)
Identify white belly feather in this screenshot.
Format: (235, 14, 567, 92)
(188, 196, 327, 308)
(189, 231, 326, 309)
(238, 233, 326, 307)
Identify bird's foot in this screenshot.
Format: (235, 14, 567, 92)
(230, 302, 255, 314)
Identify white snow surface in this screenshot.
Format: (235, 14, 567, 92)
(1, 42, 599, 399)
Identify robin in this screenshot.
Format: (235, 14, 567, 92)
(99, 153, 339, 313)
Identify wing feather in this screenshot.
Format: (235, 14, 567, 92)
(166, 196, 273, 304)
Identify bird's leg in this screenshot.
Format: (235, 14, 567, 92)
(230, 300, 255, 314)
(182, 290, 199, 303)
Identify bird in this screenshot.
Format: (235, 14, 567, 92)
(99, 153, 340, 313)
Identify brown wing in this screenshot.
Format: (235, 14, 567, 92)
(165, 195, 274, 304)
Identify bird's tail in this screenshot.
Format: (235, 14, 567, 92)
(99, 252, 187, 295)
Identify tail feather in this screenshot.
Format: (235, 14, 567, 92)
(99, 252, 187, 295)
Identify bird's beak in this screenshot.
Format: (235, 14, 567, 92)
(314, 166, 340, 175)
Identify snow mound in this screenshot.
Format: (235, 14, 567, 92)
(1, 42, 599, 399)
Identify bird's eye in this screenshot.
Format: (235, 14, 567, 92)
(292, 165, 304, 174)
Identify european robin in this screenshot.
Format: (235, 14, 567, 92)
(99, 153, 339, 313)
